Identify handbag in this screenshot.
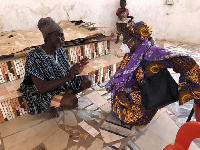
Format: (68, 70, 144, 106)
(140, 53, 179, 110)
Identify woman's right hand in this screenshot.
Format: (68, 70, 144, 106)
(68, 57, 89, 79)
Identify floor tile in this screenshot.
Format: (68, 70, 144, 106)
(85, 104, 100, 111)
(33, 143, 47, 150)
(189, 141, 200, 150)
(127, 140, 140, 150)
(102, 146, 119, 150)
(101, 142, 121, 150)
(3, 119, 59, 150)
(63, 110, 77, 126)
(68, 145, 79, 150)
(78, 146, 86, 150)
(134, 129, 168, 150)
(0, 137, 3, 150)
(87, 91, 108, 107)
(64, 125, 89, 140)
(100, 103, 111, 113)
(193, 139, 200, 148)
(76, 110, 104, 125)
(147, 112, 179, 144)
(136, 107, 167, 132)
(91, 85, 101, 91)
(0, 112, 50, 137)
(96, 90, 108, 96)
(79, 89, 94, 97)
(58, 119, 64, 125)
(78, 96, 93, 109)
(105, 114, 133, 130)
(100, 121, 137, 138)
(102, 146, 117, 150)
(53, 110, 64, 123)
(78, 120, 100, 137)
(112, 142, 121, 148)
(98, 82, 108, 88)
(87, 138, 104, 150)
(102, 92, 111, 101)
(43, 129, 69, 150)
(100, 129, 124, 143)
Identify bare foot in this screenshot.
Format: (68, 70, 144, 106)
(50, 107, 59, 117)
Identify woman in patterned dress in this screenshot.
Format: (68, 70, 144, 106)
(18, 17, 92, 117)
(106, 21, 200, 126)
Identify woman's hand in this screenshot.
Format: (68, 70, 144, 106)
(79, 57, 89, 73)
(69, 63, 81, 77)
(80, 57, 89, 66)
(117, 91, 129, 103)
(69, 57, 89, 76)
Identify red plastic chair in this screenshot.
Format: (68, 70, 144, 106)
(164, 121, 200, 150)
(194, 104, 200, 122)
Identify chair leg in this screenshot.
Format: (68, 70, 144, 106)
(193, 103, 200, 122)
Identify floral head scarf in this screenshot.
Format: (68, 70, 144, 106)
(125, 21, 152, 42)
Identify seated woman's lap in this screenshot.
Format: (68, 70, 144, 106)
(60, 93, 78, 109)
(67, 75, 92, 93)
(61, 75, 92, 108)
(50, 75, 92, 109)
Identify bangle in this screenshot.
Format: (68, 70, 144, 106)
(50, 94, 63, 108)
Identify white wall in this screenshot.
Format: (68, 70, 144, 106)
(0, 0, 200, 44)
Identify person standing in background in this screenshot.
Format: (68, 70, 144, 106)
(116, 0, 134, 43)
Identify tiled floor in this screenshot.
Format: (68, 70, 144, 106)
(0, 40, 200, 150)
(0, 84, 199, 150)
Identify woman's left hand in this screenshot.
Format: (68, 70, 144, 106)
(77, 57, 89, 73)
(117, 91, 130, 103)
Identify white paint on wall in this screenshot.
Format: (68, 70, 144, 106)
(0, 0, 199, 44)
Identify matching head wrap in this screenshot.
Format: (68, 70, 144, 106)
(38, 17, 63, 39)
(125, 21, 152, 42)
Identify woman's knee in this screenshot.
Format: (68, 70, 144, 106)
(194, 99, 200, 106)
(194, 103, 200, 122)
(82, 75, 92, 88)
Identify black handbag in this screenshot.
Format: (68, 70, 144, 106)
(140, 59, 179, 110)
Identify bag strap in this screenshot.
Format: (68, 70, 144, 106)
(141, 45, 151, 72)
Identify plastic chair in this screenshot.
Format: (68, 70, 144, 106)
(164, 121, 200, 150)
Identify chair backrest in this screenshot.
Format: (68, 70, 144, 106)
(164, 121, 200, 150)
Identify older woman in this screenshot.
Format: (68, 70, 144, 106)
(106, 21, 200, 126)
(18, 17, 92, 117)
